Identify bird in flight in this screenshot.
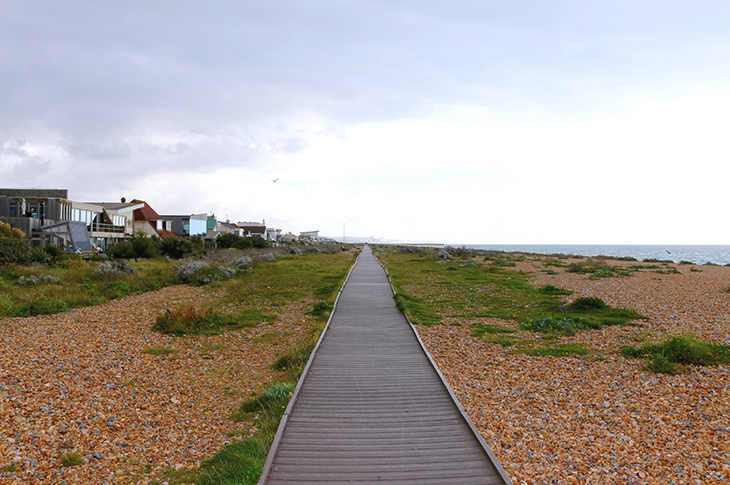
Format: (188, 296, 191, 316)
(272, 177, 280, 183)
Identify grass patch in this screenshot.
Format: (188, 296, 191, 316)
(622, 334, 730, 374)
(537, 284, 573, 296)
(485, 335, 533, 347)
(170, 250, 356, 485)
(515, 343, 591, 357)
(190, 382, 297, 485)
(142, 347, 177, 356)
(58, 452, 84, 467)
(471, 323, 518, 339)
(153, 304, 270, 336)
(377, 251, 644, 333)
(0, 464, 21, 472)
(0, 258, 176, 317)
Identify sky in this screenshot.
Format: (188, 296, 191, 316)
(2, 1, 730, 244)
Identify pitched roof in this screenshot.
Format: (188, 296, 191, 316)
(131, 199, 163, 221)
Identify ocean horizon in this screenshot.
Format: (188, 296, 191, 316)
(458, 244, 730, 266)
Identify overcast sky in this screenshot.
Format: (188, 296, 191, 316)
(2, 1, 729, 244)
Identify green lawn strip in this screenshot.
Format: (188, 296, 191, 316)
(165, 251, 356, 485)
(621, 334, 730, 374)
(0, 258, 176, 317)
(376, 250, 645, 332)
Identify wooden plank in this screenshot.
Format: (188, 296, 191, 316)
(259, 246, 512, 484)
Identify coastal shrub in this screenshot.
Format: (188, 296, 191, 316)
(153, 303, 217, 335)
(159, 237, 193, 259)
(567, 297, 607, 311)
(308, 301, 333, 319)
(154, 303, 260, 336)
(58, 452, 84, 467)
(537, 285, 573, 296)
(13, 297, 68, 317)
(525, 317, 580, 336)
(288, 247, 302, 255)
(435, 249, 452, 260)
(0, 226, 31, 264)
(16, 274, 59, 285)
(251, 235, 269, 249)
(304, 247, 321, 254)
(622, 335, 730, 373)
(233, 256, 253, 269)
(94, 261, 138, 277)
(175, 261, 234, 285)
(237, 382, 295, 415)
(101, 280, 134, 300)
(259, 252, 277, 262)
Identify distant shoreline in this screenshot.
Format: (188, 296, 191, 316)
(358, 241, 730, 266)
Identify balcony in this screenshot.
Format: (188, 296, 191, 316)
(89, 222, 125, 235)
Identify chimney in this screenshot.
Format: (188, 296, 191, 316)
(121, 197, 126, 203)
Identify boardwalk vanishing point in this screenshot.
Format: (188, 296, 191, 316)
(259, 245, 513, 484)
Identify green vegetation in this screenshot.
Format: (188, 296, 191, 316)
(622, 334, 730, 374)
(376, 250, 644, 331)
(141, 346, 177, 356)
(0, 259, 176, 317)
(470, 323, 518, 338)
(58, 452, 84, 467)
(163, 250, 355, 485)
(0, 464, 22, 472)
(153, 304, 272, 336)
(515, 343, 591, 357)
(159, 237, 194, 259)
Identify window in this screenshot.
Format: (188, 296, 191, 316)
(8, 201, 18, 217)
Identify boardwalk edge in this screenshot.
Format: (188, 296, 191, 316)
(374, 251, 514, 485)
(257, 250, 363, 484)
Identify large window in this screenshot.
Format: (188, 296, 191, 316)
(8, 201, 18, 217)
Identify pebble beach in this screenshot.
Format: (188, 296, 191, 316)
(420, 256, 730, 484)
(1, 255, 729, 484)
(0, 285, 318, 484)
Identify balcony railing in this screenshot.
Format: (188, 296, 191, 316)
(89, 222, 125, 234)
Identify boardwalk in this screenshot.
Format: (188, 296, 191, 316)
(260, 246, 512, 484)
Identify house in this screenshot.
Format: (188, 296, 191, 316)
(219, 220, 244, 236)
(0, 188, 72, 245)
(299, 230, 320, 242)
(266, 227, 282, 241)
(160, 213, 207, 238)
(237, 220, 266, 237)
(131, 199, 176, 238)
(85, 200, 146, 250)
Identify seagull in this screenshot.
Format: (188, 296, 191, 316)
(272, 177, 280, 183)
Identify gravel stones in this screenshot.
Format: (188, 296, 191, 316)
(0, 285, 319, 483)
(419, 257, 730, 484)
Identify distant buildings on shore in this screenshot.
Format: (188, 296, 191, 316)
(0, 188, 321, 253)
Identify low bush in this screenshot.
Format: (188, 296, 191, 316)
(159, 237, 193, 259)
(537, 285, 573, 296)
(175, 261, 235, 285)
(567, 297, 607, 311)
(94, 261, 138, 277)
(236, 382, 295, 416)
(153, 303, 261, 336)
(622, 335, 730, 373)
(524, 317, 581, 336)
(58, 452, 84, 467)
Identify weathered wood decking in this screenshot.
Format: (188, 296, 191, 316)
(259, 246, 512, 484)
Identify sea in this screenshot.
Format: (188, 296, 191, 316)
(458, 245, 730, 266)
